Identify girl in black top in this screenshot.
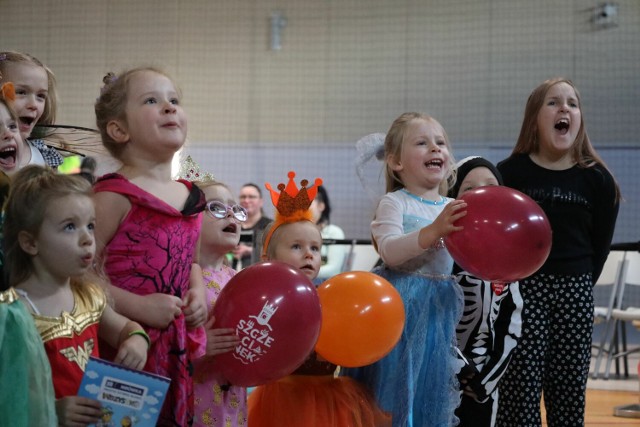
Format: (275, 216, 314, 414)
(496, 78, 620, 427)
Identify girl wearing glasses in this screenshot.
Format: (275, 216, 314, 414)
(192, 179, 248, 426)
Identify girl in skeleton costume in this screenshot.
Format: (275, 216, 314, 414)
(447, 156, 523, 427)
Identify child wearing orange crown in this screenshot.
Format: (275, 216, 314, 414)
(247, 171, 390, 427)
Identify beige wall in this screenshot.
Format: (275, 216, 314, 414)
(1, 0, 638, 146)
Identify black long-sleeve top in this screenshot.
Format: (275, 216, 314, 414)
(497, 153, 619, 283)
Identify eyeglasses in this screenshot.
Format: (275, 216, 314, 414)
(205, 201, 248, 222)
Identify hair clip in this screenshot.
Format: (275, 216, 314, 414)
(99, 72, 117, 95)
(0, 53, 6, 62)
(177, 155, 216, 182)
(262, 171, 322, 256)
(0, 82, 16, 102)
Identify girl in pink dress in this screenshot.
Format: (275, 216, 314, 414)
(187, 169, 248, 426)
(93, 68, 208, 427)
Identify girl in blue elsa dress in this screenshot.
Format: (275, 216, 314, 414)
(343, 112, 467, 427)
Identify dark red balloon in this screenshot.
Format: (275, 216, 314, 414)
(211, 261, 322, 386)
(445, 186, 552, 282)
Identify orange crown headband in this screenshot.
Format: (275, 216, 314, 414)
(262, 171, 323, 257)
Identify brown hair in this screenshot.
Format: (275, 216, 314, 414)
(3, 165, 92, 286)
(194, 179, 231, 193)
(0, 96, 18, 123)
(510, 77, 620, 200)
(383, 112, 456, 196)
(0, 51, 58, 126)
(94, 67, 180, 158)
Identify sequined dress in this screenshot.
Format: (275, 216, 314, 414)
(19, 282, 105, 398)
(0, 287, 57, 426)
(342, 189, 464, 427)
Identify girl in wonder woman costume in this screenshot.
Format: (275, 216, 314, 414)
(4, 165, 149, 426)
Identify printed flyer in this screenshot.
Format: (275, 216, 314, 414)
(77, 357, 170, 427)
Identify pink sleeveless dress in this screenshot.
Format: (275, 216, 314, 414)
(193, 265, 248, 426)
(94, 173, 206, 427)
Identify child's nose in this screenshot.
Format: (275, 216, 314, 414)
(80, 228, 94, 246)
(0, 125, 12, 139)
(24, 94, 39, 109)
(163, 101, 177, 114)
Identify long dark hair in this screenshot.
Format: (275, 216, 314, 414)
(315, 185, 331, 226)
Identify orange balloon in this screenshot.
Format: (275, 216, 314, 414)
(315, 271, 405, 368)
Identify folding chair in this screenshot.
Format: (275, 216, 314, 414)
(603, 250, 640, 380)
(591, 250, 627, 379)
(343, 240, 380, 272)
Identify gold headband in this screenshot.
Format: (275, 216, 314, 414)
(177, 155, 216, 182)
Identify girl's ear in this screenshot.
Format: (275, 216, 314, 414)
(106, 119, 130, 144)
(18, 231, 38, 256)
(387, 153, 403, 172)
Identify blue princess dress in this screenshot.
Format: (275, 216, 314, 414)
(342, 189, 464, 427)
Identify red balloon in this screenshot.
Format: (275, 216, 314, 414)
(445, 186, 552, 282)
(211, 261, 322, 386)
(315, 272, 405, 368)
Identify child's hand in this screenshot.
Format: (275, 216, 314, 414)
(462, 386, 479, 399)
(204, 315, 240, 356)
(435, 199, 467, 236)
(143, 293, 183, 329)
(114, 333, 148, 371)
(418, 200, 467, 249)
(183, 287, 207, 328)
(55, 396, 102, 427)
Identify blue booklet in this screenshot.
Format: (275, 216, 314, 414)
(78, 356, 170, 427)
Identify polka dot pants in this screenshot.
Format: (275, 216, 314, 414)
(496, 273, 593, 427)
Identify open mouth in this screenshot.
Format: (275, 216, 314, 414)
(19, 117, 35, 134)
(223, 223, 238, 233)
(300, 263, 316, 273)
(425, 159, 443, 169)
(0, 146, 17, 168)
(554, 119, 570, 134)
